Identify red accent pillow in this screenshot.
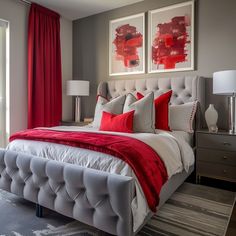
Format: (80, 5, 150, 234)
(137, 90, 172, 131)
(100, 110, 135, 133)
(96, 94, 108, 102)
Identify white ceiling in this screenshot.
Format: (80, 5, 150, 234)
(29, 0, 144, 20)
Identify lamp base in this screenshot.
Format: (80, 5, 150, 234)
(75, 96, 81, 123)
(229, 96, 236, 134)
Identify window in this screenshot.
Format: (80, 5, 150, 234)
(0, 19, 8, 147)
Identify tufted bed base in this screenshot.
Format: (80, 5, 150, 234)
(0, 149, 135, 236)
(0, 148, 193, 236)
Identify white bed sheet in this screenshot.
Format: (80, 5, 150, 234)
(7, 126, 194, 231)
(156, 129, 194, 146)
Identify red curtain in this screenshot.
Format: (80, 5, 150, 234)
(28, 3, 62, 128)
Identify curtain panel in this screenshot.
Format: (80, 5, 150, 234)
(28, 3, 62, 128)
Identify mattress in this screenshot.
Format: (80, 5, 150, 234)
(7, 126, 195, 231)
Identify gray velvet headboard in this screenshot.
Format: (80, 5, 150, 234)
(97, 76, 205, 129)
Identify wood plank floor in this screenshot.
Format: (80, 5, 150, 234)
(225, 200, 236, 236)
(186, 176, 236, 236)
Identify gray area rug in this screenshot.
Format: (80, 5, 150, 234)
(0, 183, 234, 236)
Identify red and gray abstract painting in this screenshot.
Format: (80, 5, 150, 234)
(113, 24, 143, 68)
(152, 15, 191, 69)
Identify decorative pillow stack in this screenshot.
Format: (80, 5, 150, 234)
(92, 92, 155, 133)
(92, 90, 198, 134)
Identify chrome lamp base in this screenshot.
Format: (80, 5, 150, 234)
(75, 96, 81, 123)
(229, 96, 236, 134)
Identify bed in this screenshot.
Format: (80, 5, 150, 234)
(0, 76, 205, 236)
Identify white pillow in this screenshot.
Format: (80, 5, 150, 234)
(92, 95, 126, 128)
(169, 101, 198, 133)
(123, 92, 155, 133)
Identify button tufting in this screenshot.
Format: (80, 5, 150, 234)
(0, 149, 135, 235)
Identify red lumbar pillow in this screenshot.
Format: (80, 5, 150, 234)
(137, 90, 172, 131)
(99, 110, 135, 133)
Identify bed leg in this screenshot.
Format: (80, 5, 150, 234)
(36, 204, 43, 218)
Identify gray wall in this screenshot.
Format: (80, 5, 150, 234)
(73, 0, 236, 129)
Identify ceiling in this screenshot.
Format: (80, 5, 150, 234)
(29, 0, 144, 20)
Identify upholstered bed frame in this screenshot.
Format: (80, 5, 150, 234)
(0, 76, 205, 236)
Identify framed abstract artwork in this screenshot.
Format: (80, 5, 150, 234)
(148, 1, 194, 73)
(109, 13, 145, 76)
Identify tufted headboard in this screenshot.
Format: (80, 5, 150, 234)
(97, 76, 205, 129)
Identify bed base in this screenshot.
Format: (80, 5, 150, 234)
(0, 149, 134, 236)
(36, 203, 43, 217)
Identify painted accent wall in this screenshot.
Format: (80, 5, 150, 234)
(73, 0, 236, 129)
(0, 0, 73, 136)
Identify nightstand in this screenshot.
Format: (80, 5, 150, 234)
(60, 121, 91, 126)
(196, 130, 236, 184)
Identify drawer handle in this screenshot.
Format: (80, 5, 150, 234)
(223, 142, 231, 146)
(223, 156, 228, 160)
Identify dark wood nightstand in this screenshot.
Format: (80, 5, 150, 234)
(60, 121, 91, 126)
(196, 130, 236, 184)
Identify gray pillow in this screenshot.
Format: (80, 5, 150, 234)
(169, 101, 198, 133)
(92, 95, 126, 128)
(123, 92, 155, 133)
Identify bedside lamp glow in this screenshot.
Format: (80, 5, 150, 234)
(213, 70, 236, 134)
(66, 80, 89, 122)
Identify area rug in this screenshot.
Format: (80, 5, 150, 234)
(0, 183, 234, 236)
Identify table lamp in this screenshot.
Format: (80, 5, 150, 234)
(66, 80, 90, 122)
(213, 70, 236, 134)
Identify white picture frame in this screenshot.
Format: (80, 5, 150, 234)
(109, 13, 145, 76)
(148, 1, 194, 73)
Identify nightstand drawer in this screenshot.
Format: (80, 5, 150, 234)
(197, 161, 236, 182)
(197, 133, 236, 151)
(197, 148, 236, 166)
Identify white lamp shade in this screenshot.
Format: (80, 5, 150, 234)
(213, 70, 236, 95)
(66, 80, 89, 96)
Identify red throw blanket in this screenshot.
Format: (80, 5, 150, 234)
(10, 129, 168, 212)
